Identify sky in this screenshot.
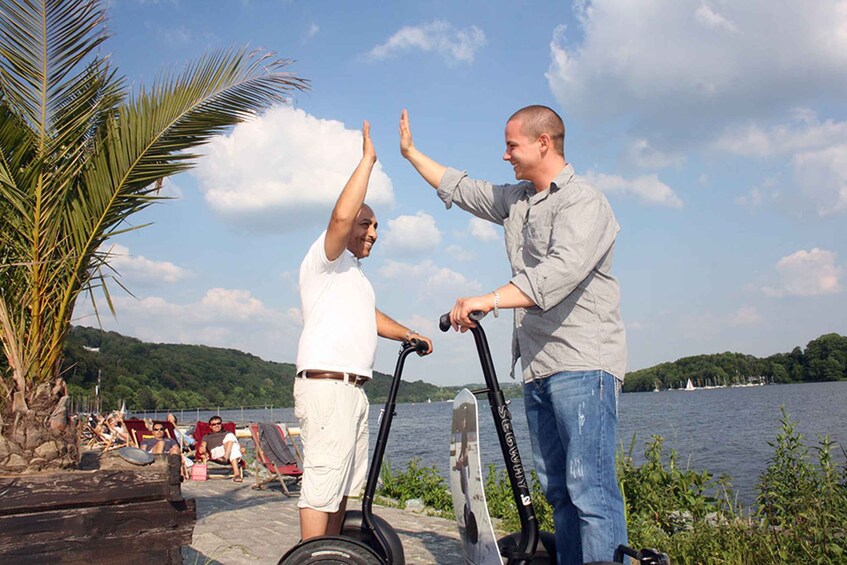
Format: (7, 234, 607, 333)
(74, 0, 847, 387)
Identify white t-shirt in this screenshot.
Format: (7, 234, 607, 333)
(296, 231, 377, 377)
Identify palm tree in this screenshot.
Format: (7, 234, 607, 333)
(0, 0, 308, 471)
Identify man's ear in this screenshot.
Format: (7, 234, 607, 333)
(537, 132, 552, 153)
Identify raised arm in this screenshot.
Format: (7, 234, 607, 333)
(399, 109, 447, 189)
(325, 121, 378, 261)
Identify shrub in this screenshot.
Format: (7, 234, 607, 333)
(378, 458, 453, 516)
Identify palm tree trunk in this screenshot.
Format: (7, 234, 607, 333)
(0, 378, 79, 471)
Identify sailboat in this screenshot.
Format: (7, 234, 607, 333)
(685, 378, 695, 391)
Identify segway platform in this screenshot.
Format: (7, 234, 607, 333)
(450, 388, 502, 564)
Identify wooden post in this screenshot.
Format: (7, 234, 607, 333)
(0, 452, 196, 564)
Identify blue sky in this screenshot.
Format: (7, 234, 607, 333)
(75, 0, 847, 387)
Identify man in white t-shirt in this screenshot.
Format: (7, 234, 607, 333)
(294, 121, 433, 541)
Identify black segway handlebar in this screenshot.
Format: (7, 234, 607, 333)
(406, 337, 429, 355)
(438, 310, 486, 332)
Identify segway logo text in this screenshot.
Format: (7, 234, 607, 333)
(499, 406, 527, 489)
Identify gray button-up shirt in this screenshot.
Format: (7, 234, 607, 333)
(437, 165, 626, 382)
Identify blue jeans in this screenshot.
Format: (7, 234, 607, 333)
(523, 370, 627, 565)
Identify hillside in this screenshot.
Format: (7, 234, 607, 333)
(623, 333, 847, 392)
(60, 326, 466, 412)
(37, 327, 847, 409)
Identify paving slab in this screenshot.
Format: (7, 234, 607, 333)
(181, 475, 464, 564)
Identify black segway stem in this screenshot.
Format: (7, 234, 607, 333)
(440, 312, 540, 563)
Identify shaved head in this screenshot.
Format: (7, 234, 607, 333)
(508, 105, 565, 156)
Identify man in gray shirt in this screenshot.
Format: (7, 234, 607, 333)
(400, 106, 627, 565)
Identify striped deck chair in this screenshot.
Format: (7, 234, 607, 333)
(249, 422, 303, 496)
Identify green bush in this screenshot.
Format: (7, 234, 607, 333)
(377, 409, 847, 565)
(378, 458, 453, 516)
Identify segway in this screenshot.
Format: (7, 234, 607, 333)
(444, 311, 672, 565)
(441, 311, 557, 564)
(278, 338, 429, 564)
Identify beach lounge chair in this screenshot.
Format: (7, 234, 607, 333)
(83, 414, 129, 451)
(248, 422, 303, 496)
(193, 420, 247, 478)
(123, 418, 177, 448)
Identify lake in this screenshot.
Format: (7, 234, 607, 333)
(152, 381, 847, 507)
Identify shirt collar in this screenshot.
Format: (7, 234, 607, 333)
(520, 163, 575, 197)
(550, 163, 575, 192)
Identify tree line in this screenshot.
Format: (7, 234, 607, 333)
(623, 332, 847, 392)
(5, 326, 841, 411)
(56, 326, 463, 411)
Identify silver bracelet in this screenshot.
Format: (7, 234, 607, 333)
(403, 329, 417, 341)
(493, 290, 500, 318)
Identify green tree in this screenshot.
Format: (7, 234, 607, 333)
(0, 0, 307, 472)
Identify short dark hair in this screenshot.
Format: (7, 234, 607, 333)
(209, 417, 222, 424)
(508, 105, 565, 156)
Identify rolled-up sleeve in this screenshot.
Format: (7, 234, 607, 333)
(512, 191, 619, 311)
(437, 167, 510, 225)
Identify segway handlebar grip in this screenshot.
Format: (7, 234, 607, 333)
(439, 310, 487, 332)
(438, 313, 451, 332)
(409, 337, 429, 354)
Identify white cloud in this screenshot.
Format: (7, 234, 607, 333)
(378, 260, 482, 298)
(367, 20, 486, 65)
(104, 243, 191, 285)
(713, 110, 847, 158)
(728, 306, 761, 326)
(762, 248, 843, 297)
(307, 23, 319, 38)
(695, 2, 739, 33)
(72, 288, 301, 364)
(586, 171, 684, 208)
(468, 218, 500, 242)
(547, 1, 847, 145)
(379, 211, 442, 254)
(445, 244, 475, 262)
(626, 138, 686, 170)
(792, 144, 847, 216)
(717, 111, 847, 216)
(193, 106, 394, 232)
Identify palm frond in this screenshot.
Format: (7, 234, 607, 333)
(0, 0, 108, 137)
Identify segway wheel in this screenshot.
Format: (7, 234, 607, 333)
(341, 510, 406, 564)
(278, 535, 382, 564)
(498, 530, 557, 564)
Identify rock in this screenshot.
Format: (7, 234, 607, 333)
(5, 453, 27, 470)
(26, 457, 48, 471)
(34, 440, 60, 461)
(25, 427, 46, 450)
(404, 498, 426, 512)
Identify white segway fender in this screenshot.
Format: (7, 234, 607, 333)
(450, 389, 502, 564)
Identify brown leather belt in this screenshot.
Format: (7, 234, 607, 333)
(297, 371, 370, 387)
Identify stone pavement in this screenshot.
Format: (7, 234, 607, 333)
(180, 474, 464, 564)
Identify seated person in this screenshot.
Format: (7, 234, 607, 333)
(97, 412, 129, 446)
(139, 423, 180, 455)
(167, 413, 195, 451)
(197, 416, 244, 482)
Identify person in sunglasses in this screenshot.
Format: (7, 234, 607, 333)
(139, 423, 180, 455)
(197, 417, 244, 482)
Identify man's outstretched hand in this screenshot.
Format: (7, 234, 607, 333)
(399, 109, 415, 159)
(362, 120, 376, 164)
